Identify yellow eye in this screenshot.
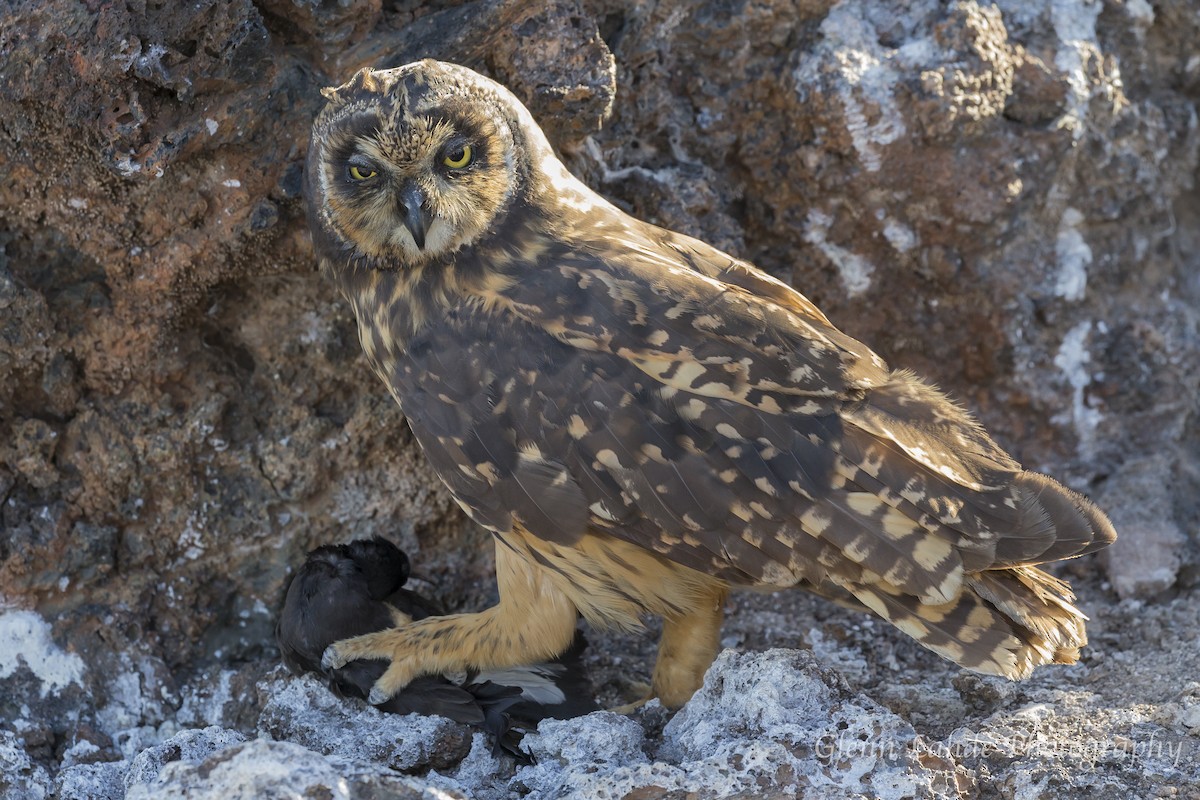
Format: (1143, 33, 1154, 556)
(443, 144, 472, 169)
(349, 165, 376, 180)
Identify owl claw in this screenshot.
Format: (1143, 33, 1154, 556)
(320, 627, 422, 705)
(320, 644, 346, 671)
(609, 681, 654, 714)
(322, 629, 397, 671)
(367, 660, 417, 704)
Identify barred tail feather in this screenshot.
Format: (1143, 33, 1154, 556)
(967, 566, 1087, 674)
(846, 564, 1089, 680)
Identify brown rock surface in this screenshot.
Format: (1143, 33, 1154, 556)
(1, 1, 1197, 797)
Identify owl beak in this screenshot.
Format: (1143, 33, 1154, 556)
(397, 183, 433, 250)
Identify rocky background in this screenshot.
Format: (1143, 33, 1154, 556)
(1, 0, 1198, 797)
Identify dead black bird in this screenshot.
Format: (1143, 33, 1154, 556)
(276, 537, 597, 758)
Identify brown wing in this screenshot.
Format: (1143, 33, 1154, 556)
(387, 212, 1102, 617)
(484, 216, 892, 416)
(451, 218, 1106, 599)
(392, 303, 832, 585)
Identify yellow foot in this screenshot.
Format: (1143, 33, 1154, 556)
(609, 681, 653, 714)
(321, 628, 419, 705)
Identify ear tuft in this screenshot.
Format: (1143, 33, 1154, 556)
(321, 68, 381, 106)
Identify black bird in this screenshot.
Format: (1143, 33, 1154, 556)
(276, 537, 597, 758)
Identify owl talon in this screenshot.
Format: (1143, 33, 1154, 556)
(367, 659, 418, 704)
(609, 681, 653, 714)
(321, 628, 402, 671)
(321, 644, 347, 671)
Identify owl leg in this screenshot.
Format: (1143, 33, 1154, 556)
(321, 537, 579, 705)
(650, 585, 727, 709)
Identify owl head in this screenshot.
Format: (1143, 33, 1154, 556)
(305, 60, 558, 270)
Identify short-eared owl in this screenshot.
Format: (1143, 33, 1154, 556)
(304, 59, 1115, 709)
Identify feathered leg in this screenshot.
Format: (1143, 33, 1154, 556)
(652, 585, 727, 709)
(322, 536, 579, 704)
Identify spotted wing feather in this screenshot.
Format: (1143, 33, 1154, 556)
(396, 315, 939, 605)
(448, 219, 1111, 614)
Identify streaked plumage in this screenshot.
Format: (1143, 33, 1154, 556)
(304, 60, 1116, 709)
(276, 537, 597, 758)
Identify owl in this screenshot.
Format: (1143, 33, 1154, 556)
(304, 60, 1116, 710)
